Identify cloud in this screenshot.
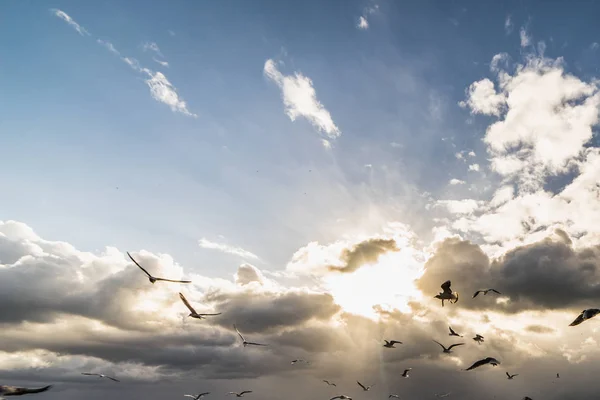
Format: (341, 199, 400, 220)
(357, 16, 369, 30)
(234, 264, 266, 286)
(417, 235, 600, 313)
(520, 27, 532, 47)
(327, 238, 399, 273)
(504, 15, 513, 34)
(144, 71, 196, 117)
(264, 59, 340, 139)
(459, 78, 505, 116)
(96, 39, 119, 55)
(436, 199, 482, 215)
(526, 325, 555, 334)
(198, 238, 259, 260)
(468, 163, 480, 172)
(51, 9, 90, 36)
(153, 58, 169, 68)
(142, 42, 163, 58)
(449, 179, 465, 185)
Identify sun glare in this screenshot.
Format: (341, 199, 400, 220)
(323, 247, 425, 319)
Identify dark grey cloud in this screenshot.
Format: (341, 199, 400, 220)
(328, 238, 399, 273)
(417, 235, 600, 313)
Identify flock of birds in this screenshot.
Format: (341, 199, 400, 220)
(2, 257, 599, 399)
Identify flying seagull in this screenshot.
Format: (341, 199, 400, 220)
(435, 393, 451, 398)
(465, 357, 500, 371)
(184, 393, 210, 400)
(127, 252, 191, 284)
(389, 395, 400, 399)
(228, 392, 252, 397)
(330, 396, 352, 400)
(448, 326, 462, 337)
(522, 397, 533, 400)
(383, 340, 403, 348)
(401, 368, 412, 378)
(556, 373, 560, 378)
(472, 289, 501, 298)
(234, 325, 268, 347)
(323, 380, 337, 387)
(81, 372, 120, 382)
(0, 385, 53, 396)
(291, 359, 310, 365)
(473, 334, 484, 344)
(434, 280, 458, 307)
(506, 372, 518, 380)
(433, 340, 465, 354)
(569, 309, 600, 326)
(179, 293, 221, 319)
(356, 381, 375, 391)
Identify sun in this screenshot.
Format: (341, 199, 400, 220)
(322, 247, 425, 319)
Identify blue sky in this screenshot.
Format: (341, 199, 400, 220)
(6, 2, 600, 399)
(2, 0, 600, 277)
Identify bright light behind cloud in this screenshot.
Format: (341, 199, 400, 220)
(323, 249, 425, 318)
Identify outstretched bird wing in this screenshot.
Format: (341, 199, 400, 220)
(245, 342, 268, 346)
(105, 376, 120, 382)
(447, 343, 465, 350)
(465, 358, 490, 371)
(240, 391, 252, 395)
(389, 340, 402, 345)
(490, 289, 501, 294)
(473, 290, 482, 298)
(234, 325, 245, 342)
(0, 385, 53, 395)
(432, 340, 447, 351)
(154, 277, 192, 283)
(127, 252, 153, 278)
(198, 313, 222, 316)
(179, 292, 198, 314)
(569, 311, 587, 326)
(357, 381, 367, 391)
(449, 326, 457, 335)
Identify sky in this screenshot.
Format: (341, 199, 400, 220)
(2, 0, 600, 399)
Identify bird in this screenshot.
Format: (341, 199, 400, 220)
(383, 340, 403, 348)
(179, 293, 221, 319)
(433, 340, 465, 354)
(81, 372, 120, 382)
(569, 309, 600, 326)
(291, 359, 310, 365)
(557, 373, 560, 378)
(473, 334, 484, 344)
(323, 380, 337, 387)
(330, 396, 352, 400)
(127, 252, 191, 284)
(522, 397, 533, 400)
(448, 326, 462, 337)
(434, 280, 459, 307)
(464, 357, 500, 371)
(228, 392, 252, 397)
(401, 368, 412, 378)
(472, 289, 501, 298)
(0, 385, 53, 396)
(234, 325, 268, 347)
(506, 372, 518, 380)
(389, 395, 400, 399)
(435, 393, 451, 398)
(184, 393, 210, 400)
(356, 381, 375, 391)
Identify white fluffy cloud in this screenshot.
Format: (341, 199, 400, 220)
(357, 16, 369, 30)
(264, 59, 340, 139)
